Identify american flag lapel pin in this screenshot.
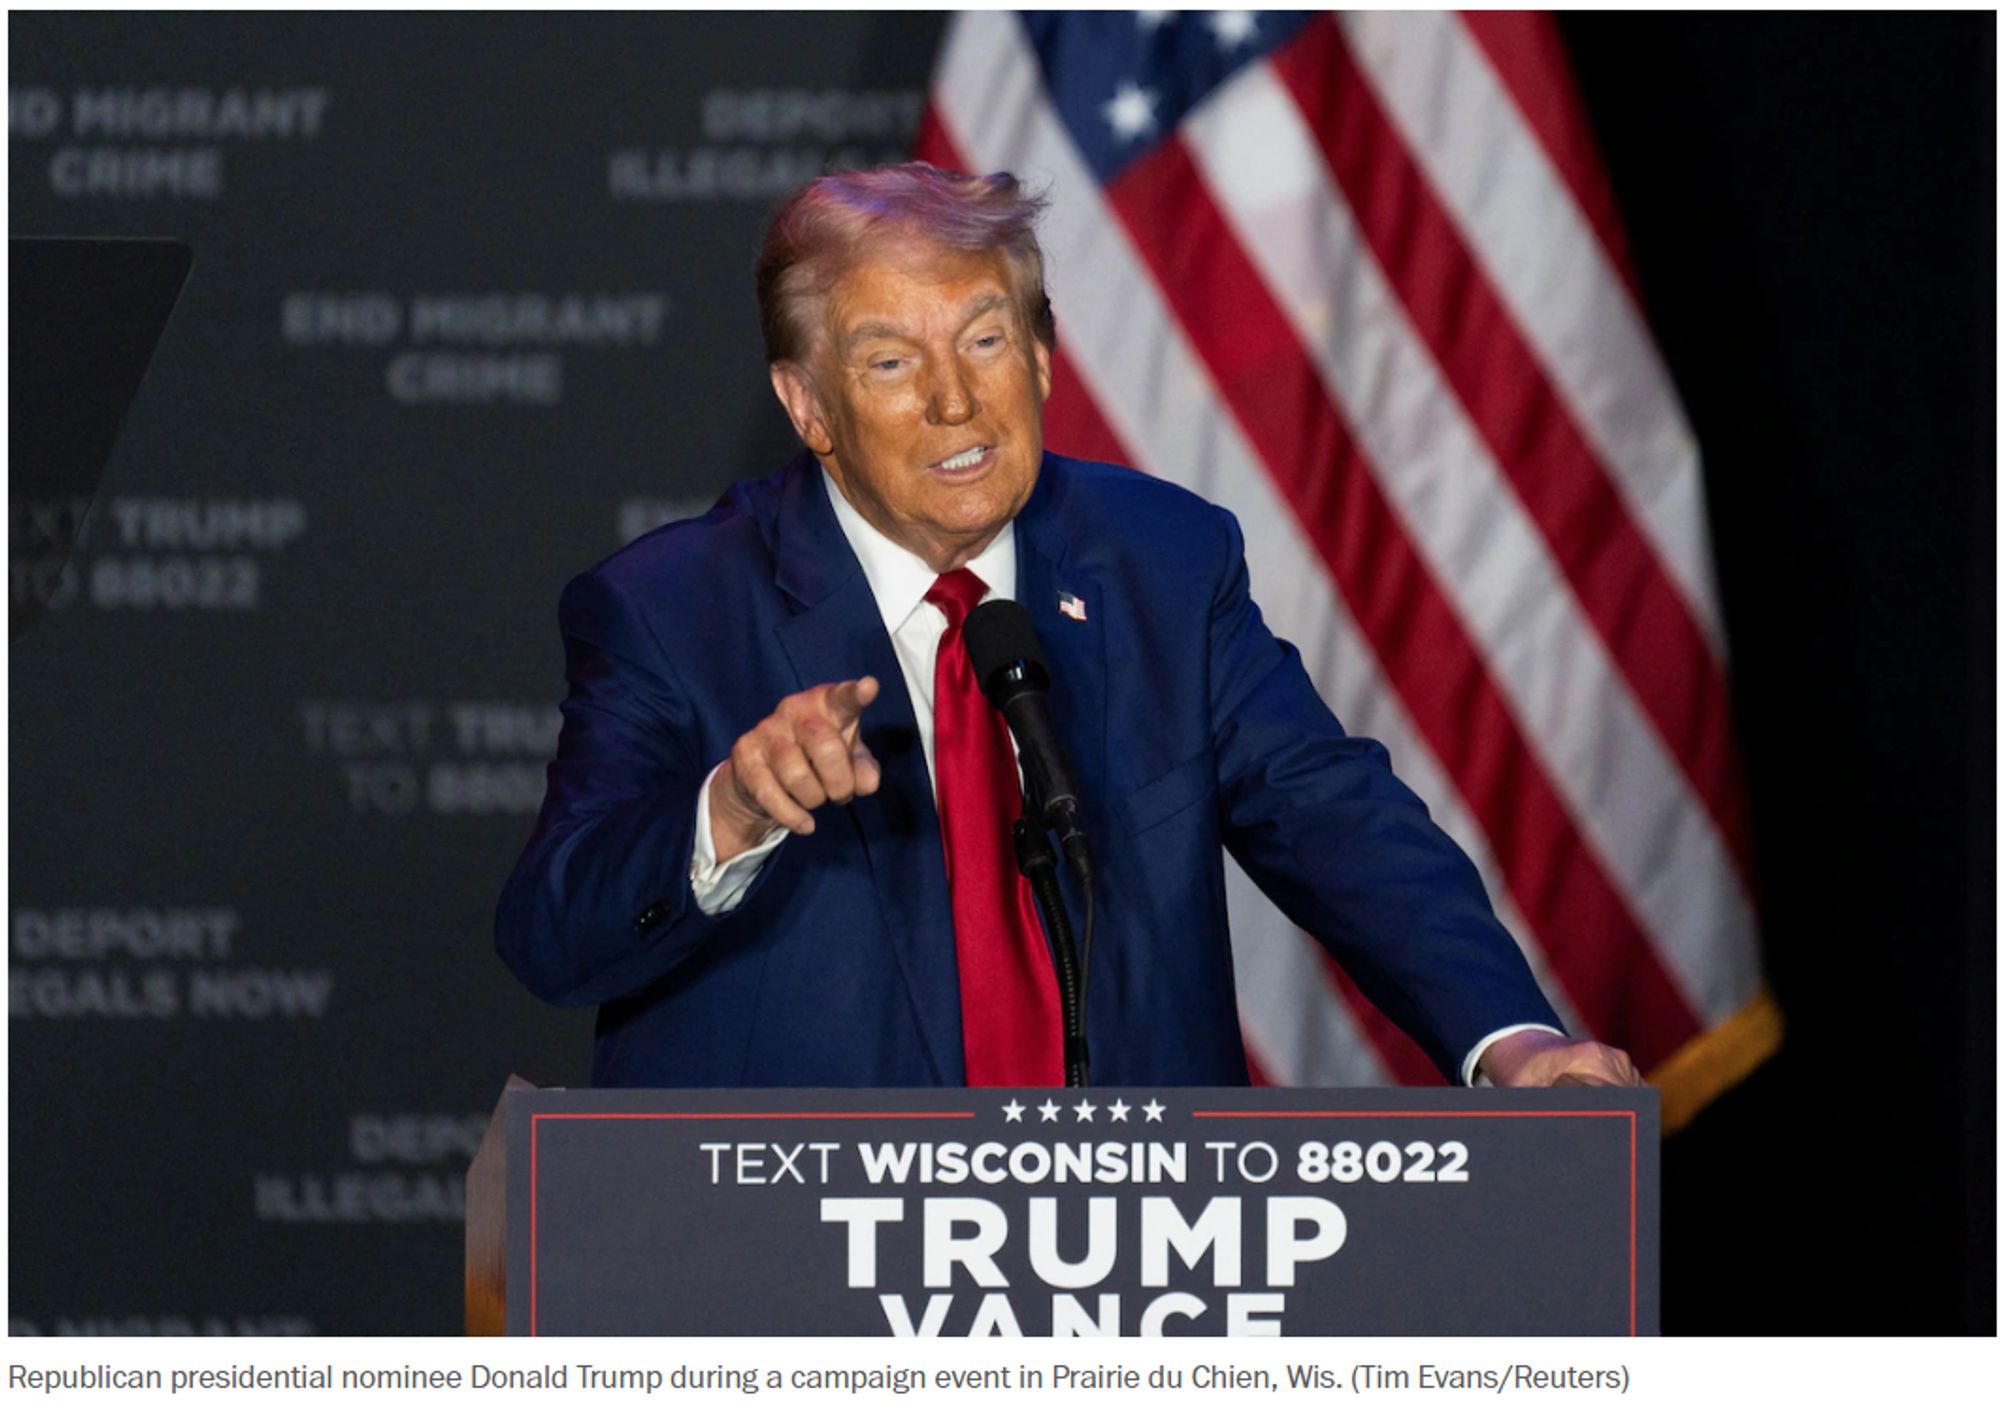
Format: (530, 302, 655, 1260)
(1058, 590, 1088, 622)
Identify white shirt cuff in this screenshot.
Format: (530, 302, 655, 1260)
(1462, 1023, 1568, 1087)
(690, 763, 788, 915)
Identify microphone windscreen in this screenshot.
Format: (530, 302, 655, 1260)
(963, 598, 1047, 693)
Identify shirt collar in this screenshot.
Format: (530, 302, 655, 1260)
(822, 466, 1017, 631)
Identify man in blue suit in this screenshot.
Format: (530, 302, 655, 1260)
(497, 163, 1638, 1092)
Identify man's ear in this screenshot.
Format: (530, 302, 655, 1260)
(1032, 337, 1052, 403)
(770, 360, 834, 456)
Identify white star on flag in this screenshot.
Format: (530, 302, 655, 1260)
(1002, 1100, 1025, 1122)
(1142, 1099, 1166, 1122)
(1102, 81, 1158, 142)
(1038, 1099, 1062, 1122)
(1073, 1099, 1097, 1122)
(1107, 1099, 1131, 1122)
(1207, 10, 1259, 51)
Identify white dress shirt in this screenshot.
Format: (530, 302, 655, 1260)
(687, 467, 1558, 1083)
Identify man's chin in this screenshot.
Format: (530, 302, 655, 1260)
(907, 509, 1010, 568)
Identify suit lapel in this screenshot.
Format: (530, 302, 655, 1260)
(1014, 458, 1108, 846)
(769, 457, 962, 1083)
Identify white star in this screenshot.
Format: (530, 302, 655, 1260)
(1073, 1099, 1097, 1122)
(1002, 1100, 1025, 1123)
(1038, 1099, 1063, 1123)
(1142, 1099, 1166, 1122)
(1102, 81, 1159, 142)
(1136, 10, 1175, 29)
(1107, 1099, 1132, 1122)
(1207, 10, 1259, 51)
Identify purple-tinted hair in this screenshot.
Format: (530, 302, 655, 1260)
(755, 162, 1056, 364)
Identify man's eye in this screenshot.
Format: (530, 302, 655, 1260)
(973, 334, 1004, 349)
(871, 359, 903, 373)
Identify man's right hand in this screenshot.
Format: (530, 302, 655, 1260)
(709, 676, 882, 862)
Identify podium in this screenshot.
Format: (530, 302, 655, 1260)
(467, 1081, 1657, 1336)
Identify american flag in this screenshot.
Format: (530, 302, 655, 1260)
(915, 11, 1779, 1129)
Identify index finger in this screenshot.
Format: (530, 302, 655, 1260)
(822, 675, 880, 725)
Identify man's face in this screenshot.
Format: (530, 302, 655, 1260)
(771, 239, 1052, 574)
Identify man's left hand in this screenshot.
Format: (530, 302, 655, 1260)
(1477, 1030, 1642, 1087)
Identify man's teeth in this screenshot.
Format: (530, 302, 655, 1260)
(936, 446, 987, 471)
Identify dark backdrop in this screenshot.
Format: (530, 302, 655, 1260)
(1560, 11, 1995, 1334)
(8, 11, 1992, 1336)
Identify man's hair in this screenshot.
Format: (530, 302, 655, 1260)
(755, 162, 1056, 365)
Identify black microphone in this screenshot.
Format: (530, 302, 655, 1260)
(965, 596, 1096, 1088)
(962, 599, 1091, 876)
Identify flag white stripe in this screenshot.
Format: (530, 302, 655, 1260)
(1340, 9, 1727, 653)
(1181, 63, 1759, 1023)
(934, 14, 1588, 1073)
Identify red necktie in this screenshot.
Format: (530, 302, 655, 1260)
(926, 568, 1063, 1086)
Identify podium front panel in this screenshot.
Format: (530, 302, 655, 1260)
(504, 1086, 1658, 1335)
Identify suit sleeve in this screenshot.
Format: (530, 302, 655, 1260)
(1202, 508, 1564, 1079)
(495, 567, 769, 1005)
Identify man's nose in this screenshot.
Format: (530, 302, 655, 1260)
(925, 355, 979, 425)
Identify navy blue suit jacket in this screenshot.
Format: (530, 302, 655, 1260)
(496, 451, 1561, 1086)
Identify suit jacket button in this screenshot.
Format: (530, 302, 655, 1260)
(633, 902, 669, 930)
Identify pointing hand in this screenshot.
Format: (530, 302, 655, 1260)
(710, 676, 882, 861)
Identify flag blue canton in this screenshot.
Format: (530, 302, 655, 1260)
(1018, 10, 1316, 184)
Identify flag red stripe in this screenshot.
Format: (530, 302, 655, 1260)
(910, 103, 961, 172)
(1103, 134, 1702, 1066)
(1273, 20, 1755, 882)
(1239, 1035, 1275, 1088)
(1455, 11, 1643, 303)
(1043, 349, 1139, 467)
